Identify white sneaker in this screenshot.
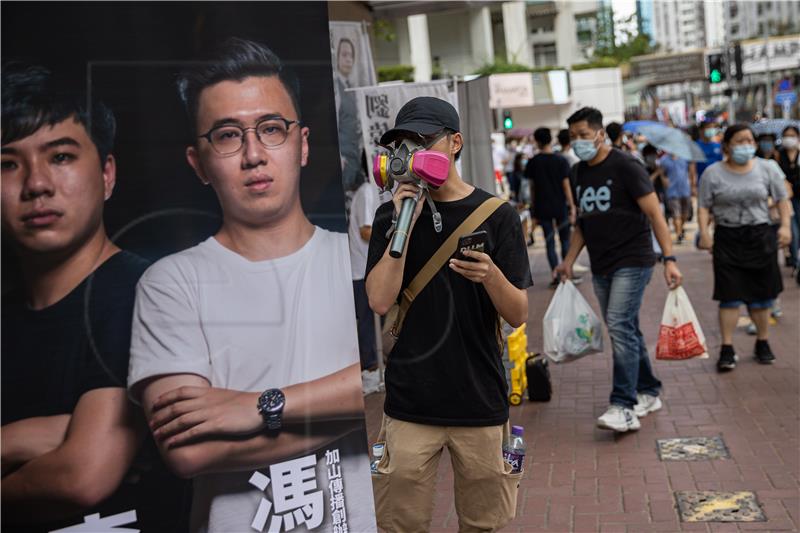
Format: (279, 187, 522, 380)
(597, 405, 641, 432)
(634, 393, 662, 418)
(361, 370, 381, 395)
(573, 263, 589, 274)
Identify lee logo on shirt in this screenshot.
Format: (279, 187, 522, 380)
(577, 184, 612, 213)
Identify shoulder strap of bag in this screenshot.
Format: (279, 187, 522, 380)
(391, 196, 505, 337)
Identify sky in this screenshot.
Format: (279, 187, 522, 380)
(613, 0, 639, 44)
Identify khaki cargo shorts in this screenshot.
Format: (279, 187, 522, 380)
(371, 415, 522, 533)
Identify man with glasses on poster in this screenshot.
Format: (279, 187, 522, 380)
(1, 63, 188, 532)
(127, 38, 374, 532)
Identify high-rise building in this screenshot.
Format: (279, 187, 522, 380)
(724, 0, 800, 41)
(652, 1, 707, 53)
(636, 0, 655, 41)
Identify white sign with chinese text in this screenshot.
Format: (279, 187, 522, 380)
(352, 81, 456, 170)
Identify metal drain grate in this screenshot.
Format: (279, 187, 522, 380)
(657, 436, 730, 461)
(675, 491, 766, 522)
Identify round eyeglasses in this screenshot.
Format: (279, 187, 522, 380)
(198, 117, 301, 155)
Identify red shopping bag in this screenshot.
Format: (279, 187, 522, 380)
(656, 287, 708, 360)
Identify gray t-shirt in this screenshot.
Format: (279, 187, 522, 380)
(698, 158, 787, 227)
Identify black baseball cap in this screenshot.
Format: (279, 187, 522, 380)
(379, 96, 460, 146)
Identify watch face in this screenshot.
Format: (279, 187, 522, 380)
(262, 390, 285, 413)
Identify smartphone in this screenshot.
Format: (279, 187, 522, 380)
(455, 230, 488, 261)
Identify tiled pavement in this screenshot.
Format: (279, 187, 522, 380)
(364, 233, 799, 532)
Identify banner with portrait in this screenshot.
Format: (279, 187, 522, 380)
(353, 81, 457, 173)
(1, 3, 376, 533)
(329, 21, 377, 192)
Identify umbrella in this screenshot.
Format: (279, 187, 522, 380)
(506, 127, 534, 138)
(638, 124, 707, 162)
(751, 119, 800, 137)
(622, 120, 664, 133)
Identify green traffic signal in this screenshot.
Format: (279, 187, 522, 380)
(503, 117, 513, 129)
(710, 69, 722, 84)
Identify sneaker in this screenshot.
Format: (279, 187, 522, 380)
(597, 405, 640, 432)
(771, 301, 782, 319)
(746, 322, 757, 336)
(717, 345, 738, 371)
(634, 393, 663, 418)
(754, 340, 776, 364)
(572, 263, 590, 274)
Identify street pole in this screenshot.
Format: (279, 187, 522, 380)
(764, 25, 773, 119)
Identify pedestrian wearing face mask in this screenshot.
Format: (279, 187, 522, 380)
(697, 124, 792, 371)
(756, 133, 780, 161)
(556, 107, 682, 433)
(776, 126, 799, 277)
(696, 121, 723, 186)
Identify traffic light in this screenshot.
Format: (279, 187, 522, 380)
(503, 111, 513, 130)
(733, 43, 743, 82)
(707, 53, 725, 84)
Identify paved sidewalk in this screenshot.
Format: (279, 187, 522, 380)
(364, 235, 799, 532)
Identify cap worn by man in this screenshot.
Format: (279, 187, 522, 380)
(380, 96, 460, 146)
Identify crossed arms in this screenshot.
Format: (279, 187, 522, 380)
(136, 362, 364, 479)
(1, 388, 143, 524)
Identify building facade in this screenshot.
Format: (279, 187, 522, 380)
(368, 0, 604, 81)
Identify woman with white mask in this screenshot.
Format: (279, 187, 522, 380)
(777, 126, 799, 277)
(697, 124, 792, 371)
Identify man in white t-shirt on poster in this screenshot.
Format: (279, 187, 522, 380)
(348, 178, 382, 394)
(127, 38, 375, 533)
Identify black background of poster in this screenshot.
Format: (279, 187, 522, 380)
(2, 1, 344, 275)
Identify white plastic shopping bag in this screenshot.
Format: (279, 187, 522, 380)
(543, 280, 604, 363)
(656, 286, 709, 360)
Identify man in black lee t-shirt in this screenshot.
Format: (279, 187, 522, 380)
(366, 97, 532, 532)
(1, 63, 188, 532)
(555, 107, 683, 433)
(525, 127, 576, 287)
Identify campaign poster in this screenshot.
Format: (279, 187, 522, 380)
(1, 2, 376, 532)
(329, 21, 377, 192)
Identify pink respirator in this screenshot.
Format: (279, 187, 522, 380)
(372, 140, 449, 192)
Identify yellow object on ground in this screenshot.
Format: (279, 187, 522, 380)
(507, 324, 530, 405)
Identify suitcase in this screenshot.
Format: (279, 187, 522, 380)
(526, 354, 552, 402)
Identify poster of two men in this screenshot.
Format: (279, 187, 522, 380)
(2, 2, 377, 532)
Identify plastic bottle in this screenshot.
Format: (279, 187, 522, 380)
(502, 425, 526, 474)
(371, 443, 385, 474)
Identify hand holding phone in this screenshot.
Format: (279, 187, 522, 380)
(455, 230, 488, 261)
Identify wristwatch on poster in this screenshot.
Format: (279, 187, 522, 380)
(661, 255, 677, 264)
(257, 388, 286, 430)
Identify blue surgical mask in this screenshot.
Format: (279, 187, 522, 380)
(573, 140, 598, 161)
(637, 142, 646, 152)
(731, 145, 756, 164)
(759, 141, 774, 153)
(704, 128, 718, 139)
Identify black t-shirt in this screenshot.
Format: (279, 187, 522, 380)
(572, 149, 657, 275)
(778, 148, 799, 198)
(365, 187, 533, 426)
(2, 251, 190, 533)
(525, 153, 570, 218)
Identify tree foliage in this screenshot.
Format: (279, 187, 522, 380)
(473, 58, 558, 76)
(592, 13, 657, 64)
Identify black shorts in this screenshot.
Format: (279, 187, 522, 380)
(712, 224, 783, 302)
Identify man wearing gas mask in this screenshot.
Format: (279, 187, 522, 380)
(365, 97, 532, 532)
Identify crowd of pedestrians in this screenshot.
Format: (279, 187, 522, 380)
(493, 111, 797, 391)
